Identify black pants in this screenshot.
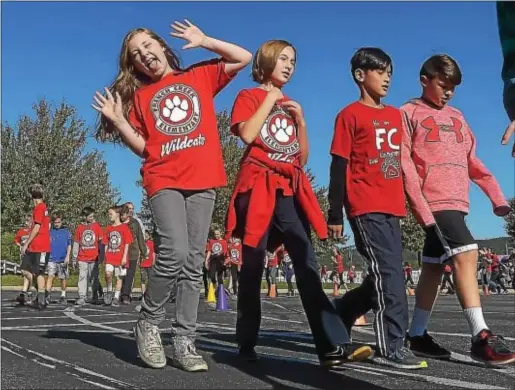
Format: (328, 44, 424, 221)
(235, 191, 350, 358)
(490, 271, 508, 292)
(405, 275, 415, 287)
(440, 273, 455, 292)
(121, 258, 138, 301)
(209, 259, 225, 287)
(334, 213, 408, 356)
(230, 264, 239, 295)
(202, 265, 209, 297)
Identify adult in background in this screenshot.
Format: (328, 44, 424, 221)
(120, 203, 147, 304)
(125, 202, 146, 233)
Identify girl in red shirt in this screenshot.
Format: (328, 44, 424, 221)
(104, 206, 133, 306)
(225, 40, 371, 366)
(93, 20, 251, 371)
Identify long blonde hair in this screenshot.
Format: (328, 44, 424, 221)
(95, 27, 182, 142)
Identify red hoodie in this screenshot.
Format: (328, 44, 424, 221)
(400, 99, 509, 227)
(225, 147, 328, 247)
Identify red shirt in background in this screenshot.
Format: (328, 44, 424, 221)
(104, 224, 133, 267)
(335, 255, 344, 274)
(29, 202, 51, 253)
(267, 249, 279, 268)
(140, 240, 155, 268)
(404, 264, 413, 277)
(75, 222, 104, 262)
(15, 227, 31, 247)
(227, 241, 242, 266)
(330, 101, 406, 219)
(207, 239, 228, 260)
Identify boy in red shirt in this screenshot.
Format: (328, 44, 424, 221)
(17, 184, 51, 309)
(73, 206, 104, 306)
(265, 248, 280, 297)
(403, 262, 414, 288)
(205, 229, 228, 291)
(140, 230, 155, 295)
(401, 54, 514, 365)
(104, 205, 133, 306)
(328, 48, 426, 369)
(14, 214, 32, 253)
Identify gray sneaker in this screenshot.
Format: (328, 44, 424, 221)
(75, 298, 86, 306)
(133, 319, 167, 369)
(111, 297, 120, 307)
(170, 335, 208, 372)
(104, 292, 113, 306)
(371, 346, 428, 370)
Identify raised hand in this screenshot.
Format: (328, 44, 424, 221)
(281, 100, 304, 123)
(92, 88, 125, 126)
(170, 19, 207, 50)
(501, 120, 515, 158)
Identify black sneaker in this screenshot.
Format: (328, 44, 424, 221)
(238, 346, 258, 362)
(15, 293, 26, 306)
(319, 344, 373, 367)
(372, 347, 428, 370)
(405, 331, 451, 359)
(471, 329, 515, 366)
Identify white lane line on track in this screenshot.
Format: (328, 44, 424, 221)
(1, 345, 25, 358)
(262, 300, 305, 314)
(1, 320, 135, 331)
(68, 310, 507, 389)
(1, 337, 135, 389)
(2, 313, 136, 321)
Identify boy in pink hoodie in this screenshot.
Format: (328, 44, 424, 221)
(401, 54, 514, 366)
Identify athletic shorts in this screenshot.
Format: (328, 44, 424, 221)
(140, 267, 150, 284)
(47, 262, 69, 279)
(422, 210, 477, 264)
(105, 263, 126, 279)
(21, 252, 49, 276)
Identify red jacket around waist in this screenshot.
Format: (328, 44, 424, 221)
(225, 147, 328, 248)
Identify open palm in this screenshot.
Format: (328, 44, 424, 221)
(92, 88, 124, 125)
(170, 19, 206, 50)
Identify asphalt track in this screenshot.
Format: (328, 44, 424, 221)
(1, 291, 514, 389)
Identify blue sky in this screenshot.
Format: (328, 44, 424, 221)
(2, 1, 513, 241)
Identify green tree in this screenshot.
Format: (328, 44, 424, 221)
(400, 199, 426, 253)
(1, 99, 120, 252)
(504, 197, 515, 240)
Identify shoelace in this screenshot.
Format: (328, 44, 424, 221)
(394, 346, 415, 360)
(145, 325, 163, 355)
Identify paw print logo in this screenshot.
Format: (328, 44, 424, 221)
(151, 84, 202, 136)
(162, 95, 190, 124)
(109, 231, 121, 250)
(81, 230, 96, 247)
(212, 243, 222, 255)
(270, 117, 294, 143)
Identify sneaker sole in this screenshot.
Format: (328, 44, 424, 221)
(410, 350, 452, 360)
(347, 346, 374, 362)
(470, 354, 515, 367)
(370, 356, 428, 370)
(171, 360, 208, 372)
(133, 327, 167, 369)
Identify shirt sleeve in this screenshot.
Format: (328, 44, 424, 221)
(230, 89, 257, 135)
(74, 227, 80, 242)
(330, 109, 354, 159)
(400, 106, 436, 227)
(96, 224, 104, 243)
(466, 122, 509, 210)
(192, 58, 235, 97)
(32, 204, 44, 225)
(125, 225, 134, 245)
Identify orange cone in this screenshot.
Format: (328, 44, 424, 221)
(333, 282, 339, 296)
(354, 315, 367, 326)
(269, 284, 277, 298)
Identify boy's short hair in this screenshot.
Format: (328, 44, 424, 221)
(252, 40, 296, 83)
(29, 184, 44, 199)
(420, 54, 462, 86)
(82, 206, 95, 217)
(351, 47, 393, 82)
(51, 211, 63, 221)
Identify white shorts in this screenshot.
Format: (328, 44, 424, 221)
(105, 264, 127, 278)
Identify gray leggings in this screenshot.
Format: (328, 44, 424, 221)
(139, 189, 215, 337)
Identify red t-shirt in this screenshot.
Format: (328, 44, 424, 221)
(207, 239, 228, 260)
(140, 240, 155, 268)
(330, 101, 406, 218)
(15, 227, 31, 246)
(267, 250, 279, 268)
(335, 255, 344, 273)
(128, 58, 235, 198)
(227, 241, 242, 265)
(75, 223, 104, 262)
(444, 264, 452, 273)
(104, 224, 133, 266)
(404, 265, 412, 277)
(231, 87, 301, 193)
(29, 202, 51, 253)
